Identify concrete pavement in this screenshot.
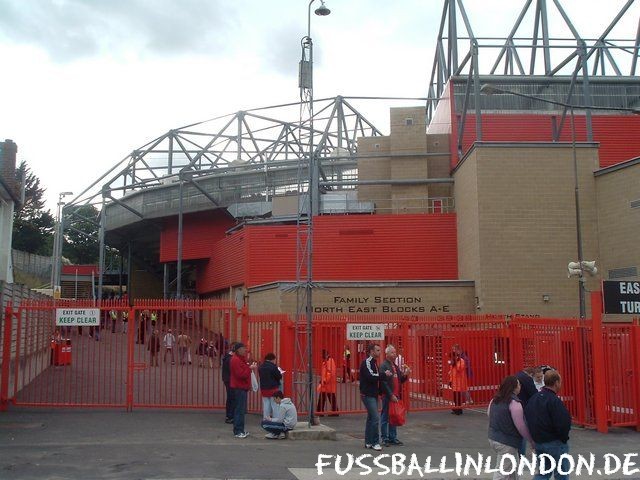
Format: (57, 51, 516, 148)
(1, 407, 639, 479)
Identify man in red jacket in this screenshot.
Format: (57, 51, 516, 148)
(230, 342, 258, 438)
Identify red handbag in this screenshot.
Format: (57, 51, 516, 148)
(389, 400, 406, 426)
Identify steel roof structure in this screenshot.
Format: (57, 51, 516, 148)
(60, 0, 639, 296)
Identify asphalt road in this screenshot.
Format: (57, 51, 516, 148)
(1, 407, 639, 479)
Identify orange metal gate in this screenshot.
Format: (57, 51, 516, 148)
(1, 299, 237, 410)
(1, 297, 639, 434)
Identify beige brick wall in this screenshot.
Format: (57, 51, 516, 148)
(596, 163, 640, 280)
(358, 108, 453, 214)
(595, 162, 640, 322)
(248, 287, 283, 313)
(247, 283, 476, 315)
(454, 150, 481, 296)
(427, 134, 453, 198)
(357, 136, 391, 212)
(456, 144, 601, 317)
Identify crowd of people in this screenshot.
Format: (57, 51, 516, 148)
(221, 342, 296, 439)
(60, 317, 573, 477)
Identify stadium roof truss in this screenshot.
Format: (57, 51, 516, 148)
(70, 96, 383, 214)
(62, 0, 640, 296)
(427, 0, 640, 151)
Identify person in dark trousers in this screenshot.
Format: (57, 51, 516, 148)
(229, 342, 258, 438)
(524, 370, 571, 480)
(148, 329, 161, 367)
(342, 345, 354, 382)
(514, 366, 538, 454)
(222, 342, 236, 423)
(317, 350, 338, 415)
(359, 343, 386, 451)
(258, 352, 282, 420)
(448, 347, 467, 415)
(380, 344, 410, 447)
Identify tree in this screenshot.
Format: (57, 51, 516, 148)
(62, 204, 100, 264)
(12, 162, 55, 255)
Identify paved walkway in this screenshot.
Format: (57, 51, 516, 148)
(1, 407, 639, 479)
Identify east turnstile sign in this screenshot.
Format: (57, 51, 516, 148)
(346, 323, 385, 341)
(603, 281, 640, 314)
(55, 308, 100, 326)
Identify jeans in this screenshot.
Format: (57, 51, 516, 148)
(232, 388, 248, 435)
(261, 419, 289, 435)
(362, 395, 380, 446)
(534, 440, 570, 480)
(519, 437, 528, 456)
(262, 396, 279, 419)
(179, 347, 188, 364)
(225, 382, 235, 420)
(380, 396, 397, 443)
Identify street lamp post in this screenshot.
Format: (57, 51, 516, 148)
(480, 84, 640, 318)
(51, 191, 73, 297)
(299, 0, 330, 426)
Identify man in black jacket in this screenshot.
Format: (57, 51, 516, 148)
(379, 344, 410, 447)
(258, 352, 283, 420)
(221, 342, 236, 424)
(515, 367, 538, 407)
(359, 343, 386, 451)
(524, 370, 571, 480)
(515, 366, 538, 454)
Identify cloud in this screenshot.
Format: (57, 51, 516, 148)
(0, 0, 238, 61)
(260, 22, 302, 78)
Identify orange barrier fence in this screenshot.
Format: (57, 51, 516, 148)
(1, 295, 639, 434)
(1, 299, 236, 410)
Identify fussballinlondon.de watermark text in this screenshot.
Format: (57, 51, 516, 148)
(316, 452, 640, 477)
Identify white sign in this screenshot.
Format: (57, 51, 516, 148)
(56, 308, 100, 326)
(346, 323, 385, 341)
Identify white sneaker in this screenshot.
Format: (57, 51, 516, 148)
(365, 443, 372, 449)
(279, 432, 287, 439)
(264, 433, 278, 439)
(235, 432, 249, 438)
(371, 444, 382, 451)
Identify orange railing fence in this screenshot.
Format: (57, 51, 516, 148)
(1, 293, 639, 433)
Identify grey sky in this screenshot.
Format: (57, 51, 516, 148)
(0, 0, 236, 61)
(0, 0, 636, 210)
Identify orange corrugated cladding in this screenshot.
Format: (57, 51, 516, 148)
(159, 210, 236, 262)
(196, 230, 246, 293)
(169, 213, 457, 294)
(450, 112, 640, 168)
(61, 265, 98, 275)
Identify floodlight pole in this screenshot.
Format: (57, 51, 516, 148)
(300, 0, 330, 427)
(51, 191, 73, 296)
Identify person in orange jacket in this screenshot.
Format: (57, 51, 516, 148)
(449, 344, 468, 415)
(316, 349, 338, 415)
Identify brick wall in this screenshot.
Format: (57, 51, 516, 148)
(455, 143, 601, 317)
(247, 282, 476, 315)
(595, 160, 640, 322)
(0, 140, 17, 198)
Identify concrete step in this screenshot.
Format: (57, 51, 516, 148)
(286, 422, 336, 441)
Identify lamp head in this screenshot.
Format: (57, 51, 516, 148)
(315, 1, 331, 16)
(480, 84, 502, 95)
(60, 191, 74, 197)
